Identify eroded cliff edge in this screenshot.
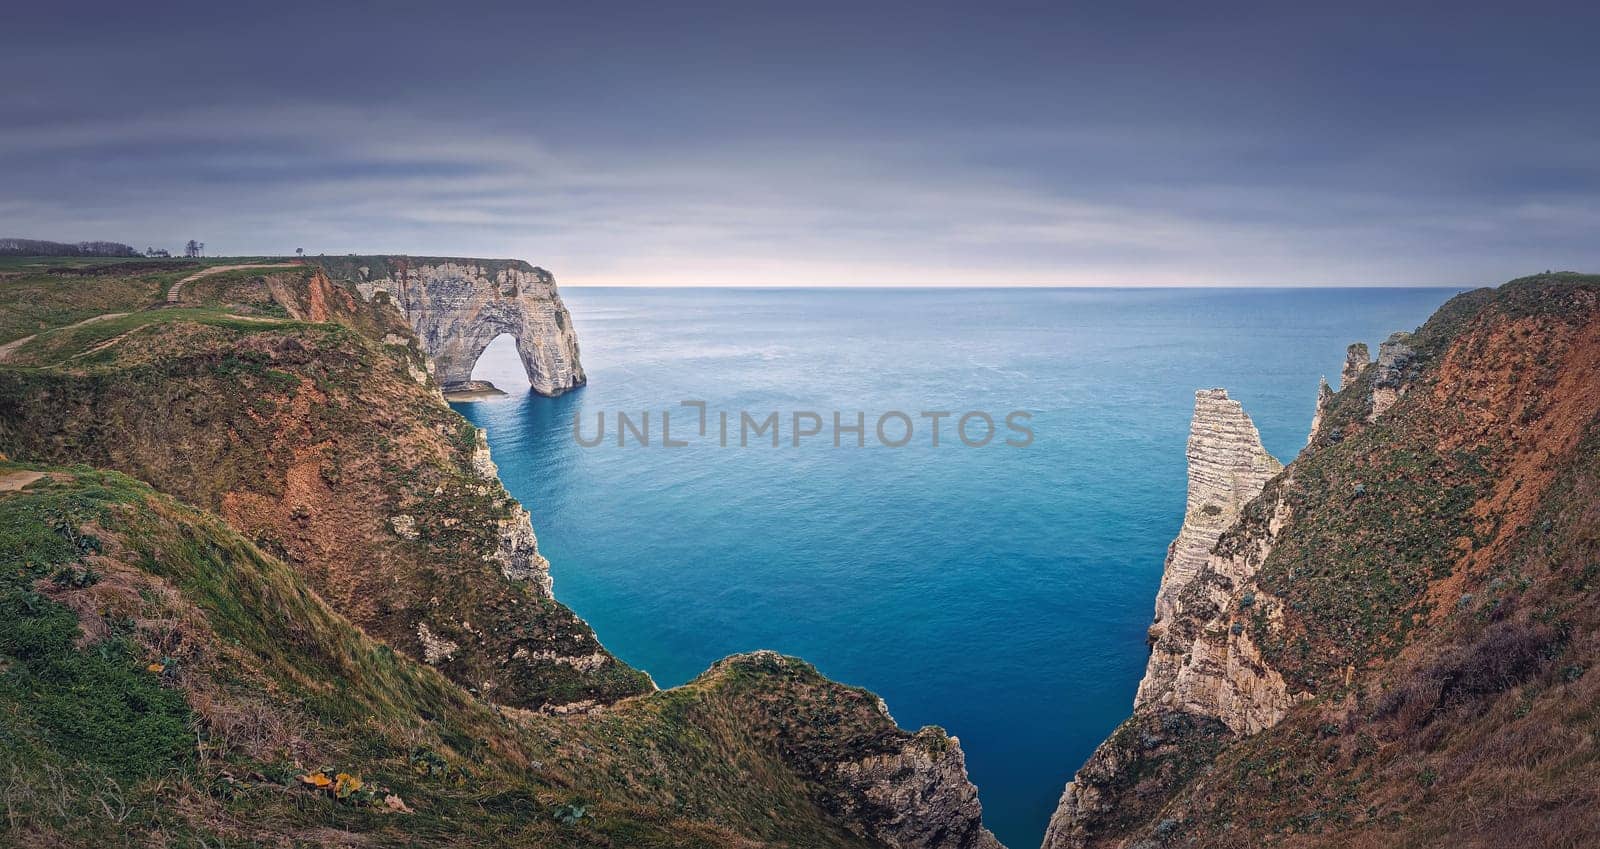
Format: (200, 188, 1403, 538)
(0, 260, 1000, 848)
(1044, 274, 1600, 849)
(0, 264, 637, 709)
(316, 255, 586, 396)
(1146, 389, 1282, 657)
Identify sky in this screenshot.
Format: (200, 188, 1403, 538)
(3, 1, 1598, 286)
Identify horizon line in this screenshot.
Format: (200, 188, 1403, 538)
(558, 281, 1480, 289)
(1, 251, 1507, 289)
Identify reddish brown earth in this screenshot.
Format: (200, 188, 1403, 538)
(1050, 275, 1600, 849)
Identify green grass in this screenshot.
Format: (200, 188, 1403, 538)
(0, 271, 175, 344)
(0, 261, 968, 847)
(1246, 274, 1600, 690)
(5, 309, 309, 367)
(0, 467, 194, 782)
(0, 465, 914, 847)
(0, 256, 187, 271)
(168, 265, 305, 313)
(0, 257, 316, 344)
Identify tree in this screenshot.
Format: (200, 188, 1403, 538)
(296, 247, 304, 258)
(0, 238, 136, 257)
(184, 240, 200, 258)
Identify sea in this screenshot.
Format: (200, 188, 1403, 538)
(452, 286, 1461, 848)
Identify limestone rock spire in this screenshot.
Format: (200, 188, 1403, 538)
(1340, 342, 1371, 390)
(1368, 331, 1416, 420)
(1149, 389, 1281, 640)
(1307, 376, 1333, 445)
(1045, 389, 1285, 849)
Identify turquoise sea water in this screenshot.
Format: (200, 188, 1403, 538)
(454, 287, 1460, 848)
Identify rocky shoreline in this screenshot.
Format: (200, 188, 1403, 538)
(444, 379, 509, 401)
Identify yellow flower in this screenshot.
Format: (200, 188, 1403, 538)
(333, 772, 363, 798)
(300, 772, 333, 788)
(146, 663, 165, 673)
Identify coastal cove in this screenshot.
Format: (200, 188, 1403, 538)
(454, 286, 1460, 847)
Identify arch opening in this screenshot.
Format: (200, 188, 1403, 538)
(454, 332, 528, 399)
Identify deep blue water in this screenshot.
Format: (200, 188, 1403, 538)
(453, 287, 1459, 848)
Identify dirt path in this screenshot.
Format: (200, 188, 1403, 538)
(0, 312, 130, 363)
(167, 263, 299, 303)
(0, 470, 46, 492)
(0, 265, 302, 364)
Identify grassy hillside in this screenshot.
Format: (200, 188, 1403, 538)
(0, 263, 650, 710)
(0, 261, 181, 344)
(1055, 274, 1600, 848)
(0, 258, 998, 848)
(0, 463, 967, 847)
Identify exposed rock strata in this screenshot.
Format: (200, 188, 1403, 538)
(829, 726, 1003, 849)
(1307, 377, 1333, 445)
(1041, 711, 1228, 849)
(1340, 341, 1370, 389)
(330, 257, 586, 396)
(488, 505, 553, 595)
(1136, 390, 1300, 730)
(468, 429, 557, 595)
(416, 622, 460, 664)
(0, 258, 1012, 848)
(1044, 277, 1600, 849)
(1045, 389, 1291, 849)
(0, 266, 640, 710)
(1148, 389, 1282, 638)
(1368, 330, 1416, 419)
(1135, 487, 1306, 730)
(709, 650, 1001, 849)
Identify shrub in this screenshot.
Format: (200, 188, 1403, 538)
(1376, 619, 1555, 730)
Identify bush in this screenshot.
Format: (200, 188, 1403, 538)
(1377, 619, 1555, 730)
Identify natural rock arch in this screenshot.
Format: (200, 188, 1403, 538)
(335, 257, 587, 396)
(466, 332, 524, 386)
(428, 294, 570, 394)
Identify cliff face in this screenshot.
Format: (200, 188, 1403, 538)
(680, 651, 1002, 849)
(0, 259, 1000, 848)
(1044, 390, 1286, 849)
(1044, 274, 1600, 849)
(1340, 341, 1370, 389)
(0, 266, 642, 710)
(317, 256, 586, 396)
(828, 727, 1002, 849)
(1367, 330, 1416, 420)
(1146, 389, 1281, 651)
(1305, 341, 1371, 444)
(1136, 390, 1297, 733)
(0, 466, 1000, 848)
(1305, 377, 1333, 445)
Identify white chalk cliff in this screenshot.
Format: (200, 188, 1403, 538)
(1147, 389, 1282, 641)
(339, 257, 586, 396)
(1043, 388, 1292, 849)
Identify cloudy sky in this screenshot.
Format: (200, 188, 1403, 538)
(4, 1, 1598, 285)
